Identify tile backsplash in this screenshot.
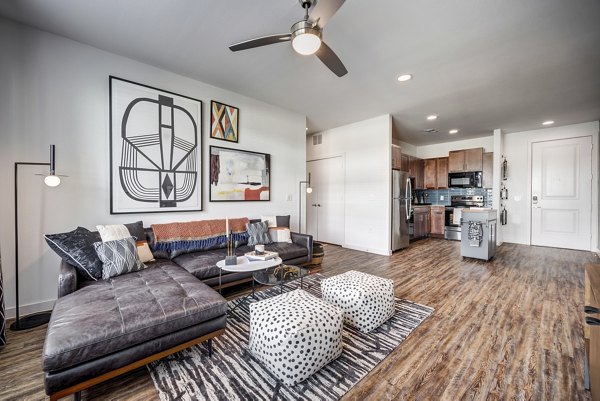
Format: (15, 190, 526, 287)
(415, 188, 494, 208)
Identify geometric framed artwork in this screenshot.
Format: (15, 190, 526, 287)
(109, 76, 202, 214)
(210, 100, 239, 143)
(209, 145, 270, 202)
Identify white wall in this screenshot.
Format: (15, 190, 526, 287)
(307, 115, 392, 255)
(0, 18, 306, 317)
(416, 136, 494, 159)
(501, 121, 599, 250)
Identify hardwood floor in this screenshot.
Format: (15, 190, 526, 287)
(1, 239, 597, 400)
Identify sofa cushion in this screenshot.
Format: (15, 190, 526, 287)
(236, 242, 308, 261)
(43, 263, 227, 372)
(44, 227, 103, 281)
(246, 221, 272, 246)
(172, 249, 228, 280)
(94, 237, 146, 279)
(96, 221, 154, 263)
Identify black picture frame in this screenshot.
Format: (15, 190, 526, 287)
(209, 145, 271, 202)
(210, 100, 239, 143)
(109, 75, 203, 214)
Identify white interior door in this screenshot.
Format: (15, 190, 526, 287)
(306, 157, 344, 245)
(531, 136, 592, 250)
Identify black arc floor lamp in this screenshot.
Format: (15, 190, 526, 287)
(10, 145, 62, 331)
(298, 173, 312, 234)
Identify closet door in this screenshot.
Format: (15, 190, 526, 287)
(306, 157, 344, 245)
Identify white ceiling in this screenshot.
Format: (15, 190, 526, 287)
(1, 0, 599, 145)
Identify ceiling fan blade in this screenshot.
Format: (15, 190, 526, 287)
(315, 42, 347, 77)
(229, 34, 291, 52)
(309, 0, 346, 27)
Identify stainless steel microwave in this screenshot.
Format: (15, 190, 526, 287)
(448, 171, 482, 188)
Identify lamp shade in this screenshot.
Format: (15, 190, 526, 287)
(44, 175, 61, 187)
(292, 33, 321, 55)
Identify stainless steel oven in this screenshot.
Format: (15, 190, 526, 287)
(448, 172, 482, 188)
(444, 195, 484, 240)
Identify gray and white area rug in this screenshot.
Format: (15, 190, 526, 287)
(148, 274, 433, 401)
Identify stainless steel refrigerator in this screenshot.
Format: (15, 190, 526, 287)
(392, 170, 412, 251)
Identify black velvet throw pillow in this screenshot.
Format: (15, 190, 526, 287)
(44, 227, 103, 281)
(276, 215, 291, 228)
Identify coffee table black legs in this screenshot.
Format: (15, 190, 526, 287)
(228, 279, 260, 314)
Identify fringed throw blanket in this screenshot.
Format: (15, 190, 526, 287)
(151, 218, 249, 259)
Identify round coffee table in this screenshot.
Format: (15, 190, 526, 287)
(253, 265, 309, 294)
(217, 256, 282, 311)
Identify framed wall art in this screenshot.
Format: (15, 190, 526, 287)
(210, 100, 239, 143)
(109, 76, 202, 214)
(209, 146, 270, 202)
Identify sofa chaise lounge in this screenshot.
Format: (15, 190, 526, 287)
(43, 218, 312, 400)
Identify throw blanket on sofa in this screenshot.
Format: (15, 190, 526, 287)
(151, 218, 249, 259)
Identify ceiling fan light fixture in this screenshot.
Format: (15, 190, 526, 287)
(291, 20, 322, 55)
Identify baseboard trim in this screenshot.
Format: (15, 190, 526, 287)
(5, 299, 55, 319)
(343, 244, 391, 256)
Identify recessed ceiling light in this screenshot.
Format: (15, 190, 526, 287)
(426, 115, 438, 121)
(397, 74, 412, 82)
(449, 129, 459, 134)
(542, 120, 555, 126)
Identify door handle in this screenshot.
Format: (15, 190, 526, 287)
(311, 203, 317, 207)
(532, 194, 538, 204)
(317, 204, 321, 207)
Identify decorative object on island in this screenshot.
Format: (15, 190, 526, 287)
(209, 146, 270, 201)
(109, 76, 202, 214)
(298, 172, 312, 232)
(11, 145, 64, 331)
(210, 100, 239, 143)
(225, 217, 237, 265)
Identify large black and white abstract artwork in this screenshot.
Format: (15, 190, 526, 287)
(109, 77, 202, 214)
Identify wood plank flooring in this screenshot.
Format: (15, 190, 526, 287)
(0, 239, 597, 400)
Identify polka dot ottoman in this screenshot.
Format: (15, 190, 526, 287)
(321, 270, 395, 333)
(248, 289, 343, 385)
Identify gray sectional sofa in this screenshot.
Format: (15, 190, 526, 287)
(43, 226, 313, 400)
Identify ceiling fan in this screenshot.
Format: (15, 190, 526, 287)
(229, 0, 348, 77)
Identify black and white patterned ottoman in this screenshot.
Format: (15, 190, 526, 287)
(321, 270, 395, 333)
(248, 289, 343, 385)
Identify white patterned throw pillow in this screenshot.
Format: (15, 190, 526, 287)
(93, 237, 145, 280)
(96, 222, 154, 263)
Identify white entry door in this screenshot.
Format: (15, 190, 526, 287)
(306, 157, 344, 245)
(531, 136, 592, 250)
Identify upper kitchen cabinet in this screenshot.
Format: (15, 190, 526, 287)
(401, 153, 410, 172)
(482, 152, 494, 188)
(424, 157, 448, 189)
(424, 158, 437, 189)
(391, 145, 403, 170)
(448, 147, 483, 172)
(436, 157, 449, 188)
(411, 157, 425, 189)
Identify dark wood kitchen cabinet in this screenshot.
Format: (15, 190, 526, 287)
(449, 148, 483, 172)
(413, 206, 430, 238)
(436, 157, 448, 188)
(391, 145, 403, 169)
(430, 206, 445, 235)
(401, 154, 410, 172)
(411, 157, 425, 189)
(424, 157, 448, 189)
(482, 152, 493, 188)
(424, 158, 437, 189)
